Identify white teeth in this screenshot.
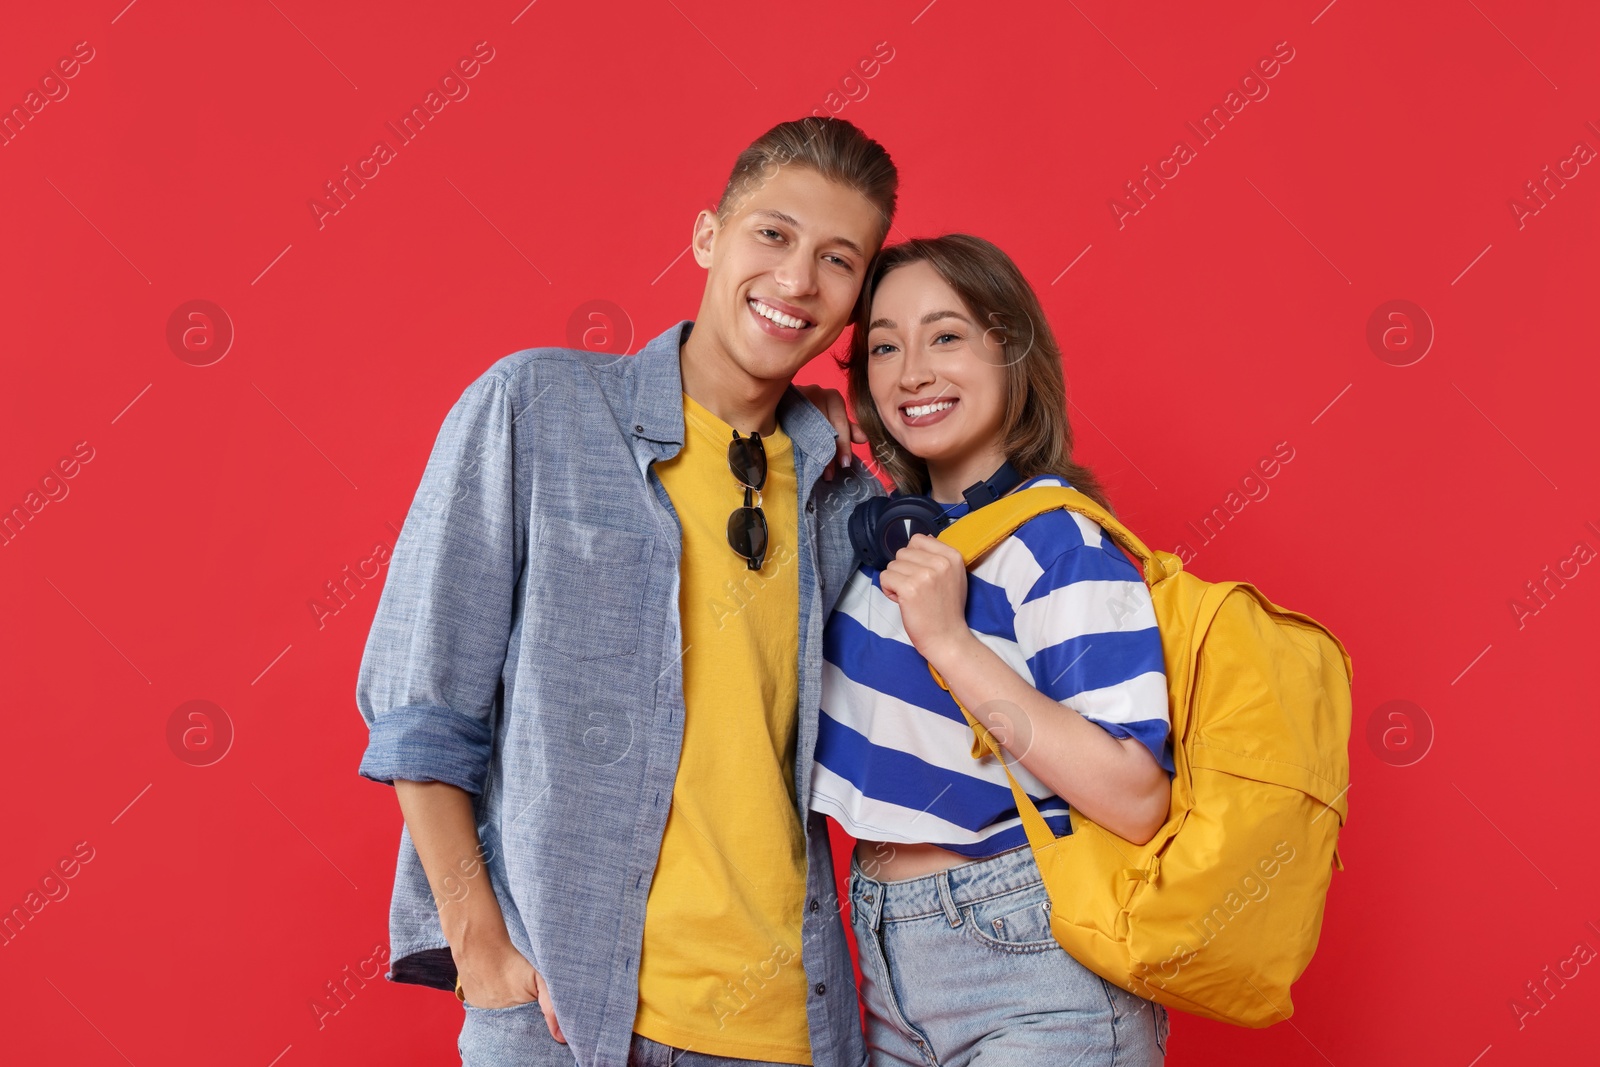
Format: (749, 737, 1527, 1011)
(904, 399, 955, 418)
(750, 299, 808, 329)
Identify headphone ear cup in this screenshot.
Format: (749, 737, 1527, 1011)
(873, 497, 948, 566)
(848, 496, 891, 569)
(849, 493, 952, 571)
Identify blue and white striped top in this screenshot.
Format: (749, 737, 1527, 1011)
(811, 474, 1174, 857)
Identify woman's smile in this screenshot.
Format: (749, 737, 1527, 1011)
(898, 395, 959, 427)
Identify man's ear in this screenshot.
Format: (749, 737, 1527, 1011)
(691, 209, 719, 268)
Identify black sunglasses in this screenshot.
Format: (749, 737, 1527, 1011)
(726, 429, 767, 570)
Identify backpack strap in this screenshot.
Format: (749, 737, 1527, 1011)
(926, 688, 1164, 885)
(936, 485, 1178, 587)
(929, 660, 1064, 856)
(927, 484, 1173, 858)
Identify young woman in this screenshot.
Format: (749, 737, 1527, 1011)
(813, 234, 1174, 1065)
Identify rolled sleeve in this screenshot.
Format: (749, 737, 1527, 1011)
(355, 372, 524, 794)
(358, 704, 493, 792)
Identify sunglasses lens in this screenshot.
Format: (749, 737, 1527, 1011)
(727, 507, 768, 564)
(728, 437, 766, 489)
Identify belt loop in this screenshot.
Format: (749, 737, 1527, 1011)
(853, 869, 884, 933)
(935, 870, 961, 928)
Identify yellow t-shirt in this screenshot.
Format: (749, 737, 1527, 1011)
(632, 391, 811, 1063)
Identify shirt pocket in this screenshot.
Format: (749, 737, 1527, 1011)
(529, 516, 653, 661)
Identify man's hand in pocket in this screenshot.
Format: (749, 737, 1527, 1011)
(458, 942, 565, 1044)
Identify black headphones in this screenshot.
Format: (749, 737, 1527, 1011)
(848, 461, 1024, 571)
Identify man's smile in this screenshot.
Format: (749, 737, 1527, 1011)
(747, 295, 815, 332)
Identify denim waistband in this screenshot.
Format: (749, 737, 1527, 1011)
(849, 844, 1043, 927)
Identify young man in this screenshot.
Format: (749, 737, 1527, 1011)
(355, 117, 896, 1067)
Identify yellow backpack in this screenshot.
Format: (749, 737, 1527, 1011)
(930, 485, 1352, 1027)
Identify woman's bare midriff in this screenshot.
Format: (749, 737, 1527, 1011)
(854, 838, 984, 882)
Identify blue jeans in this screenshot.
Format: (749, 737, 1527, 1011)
(850, 846, 1169, 1067)
(457, 1005, 809, 1067)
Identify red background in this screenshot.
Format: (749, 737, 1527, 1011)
(2, 1, 1597, 1064)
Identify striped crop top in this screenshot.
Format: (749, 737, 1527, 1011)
(811, 474, 1174, 858)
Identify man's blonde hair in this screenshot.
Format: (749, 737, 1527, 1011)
(716, 116, 898, 247)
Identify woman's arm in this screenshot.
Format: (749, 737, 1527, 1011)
(914, 636, 1169, 843)
(878, 534, 1170, 844)
(394, 780, 564, 1041)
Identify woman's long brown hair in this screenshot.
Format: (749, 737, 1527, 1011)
(837, 233, 1117, 515)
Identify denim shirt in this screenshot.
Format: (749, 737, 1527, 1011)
(355, 320, 882, 1067)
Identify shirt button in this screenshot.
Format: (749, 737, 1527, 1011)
(806, 500, 816, 513)
(634, 424, 644, 432)
(814, 983, 826, 995)
(809, 898, 820, 913)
